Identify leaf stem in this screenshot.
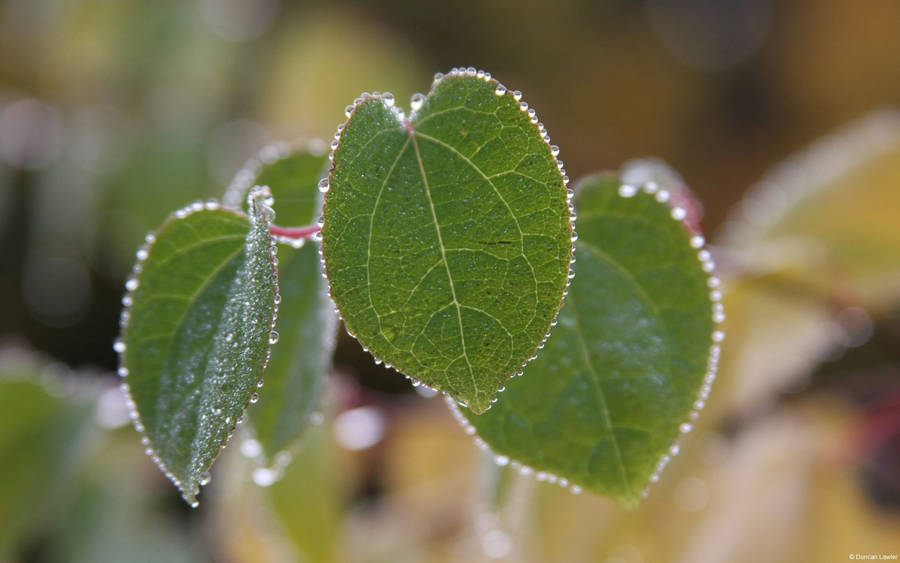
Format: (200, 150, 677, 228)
(269, 224, 321, 240)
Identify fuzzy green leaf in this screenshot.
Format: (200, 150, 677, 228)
(119, 189, 278, 506)
(235, 147, 338, 461)
(462, 174, 718, 504)
(322, 70, 573, 413)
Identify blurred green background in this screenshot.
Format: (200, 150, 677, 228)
(1, 0, 899, 561)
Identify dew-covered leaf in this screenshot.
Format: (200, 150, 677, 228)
(321, 69, 573, 413)
(461, 174, 719, 504)
(267, 423, 343, 563)
(119, 189, 278, 506)
(228, 146, 338, 461)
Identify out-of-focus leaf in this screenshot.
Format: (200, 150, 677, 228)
(42, 428, 204, 563)
(224, 144, 328, 226)
(228, 146, 339, 462)
(267, 423, 343, 563)
(119, 188, 278, 506)
(721, 110, 900, 311)
(0, 370, 95, 558)
(211, 423, 345, 563)
(322, 69, 573, 413)
(463, 174, 718, 505)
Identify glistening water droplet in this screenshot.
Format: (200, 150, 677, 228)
(410, 93, 425, 112)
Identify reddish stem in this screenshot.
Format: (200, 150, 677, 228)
(269, 224, 321, 240)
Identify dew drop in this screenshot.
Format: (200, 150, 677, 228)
(113, 339, 125, 353)
(410, 93, 425, 112)
(494, 84, 507, 96)
(198, 471, 211, 486)
(241, 438, 262, 458)
(253, 468, 278, 487)
(269, 331, 280, 344)
(382, 92, 395, 107)
(618, 184, 638, 198)
(250, 392, 259, 403)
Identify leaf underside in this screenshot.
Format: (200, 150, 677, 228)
(464, 174, 715, 504)
(121, 192, 277, 505)
(241, 148, 338, 460)
(322, 72, 572, 413)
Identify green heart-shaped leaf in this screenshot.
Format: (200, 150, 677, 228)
(321, 69, 573, 413)
(118, 188, 278, 506)
(460, 174, 721, 505)
(229, 145, 338, 462)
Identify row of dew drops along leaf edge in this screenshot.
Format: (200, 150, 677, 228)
(446, 179, 726, 498)
(114, 186, 282, 507)
(317, 66, 577, 412)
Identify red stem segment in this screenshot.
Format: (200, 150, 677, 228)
(269, 224, 321, 240)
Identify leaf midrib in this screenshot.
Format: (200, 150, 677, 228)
(409, 131, 478, 400)
(413, 129, 541, 351)
(153, 243, 246, 457)
(567, 291, 631, 498)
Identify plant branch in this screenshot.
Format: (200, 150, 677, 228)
(269, 224, 321, 240)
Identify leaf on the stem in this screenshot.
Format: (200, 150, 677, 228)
(118, 188, 279, 506)
(321, 68, 573, 413)
(231, 146, 338, 462)
(460, 174, 721, 505)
